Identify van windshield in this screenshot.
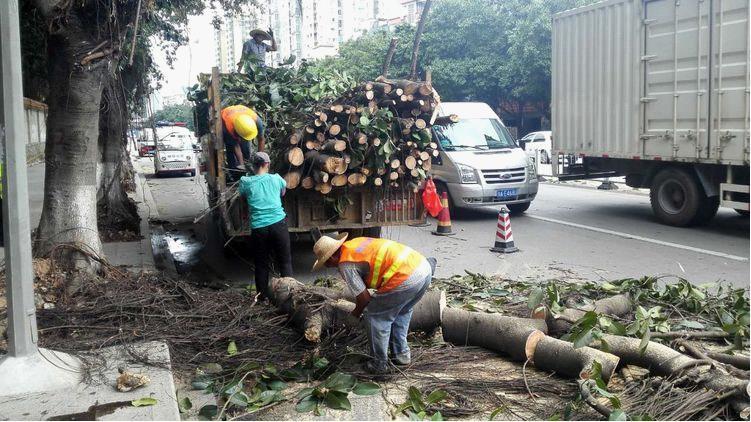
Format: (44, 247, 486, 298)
(434, 118, 517, 151)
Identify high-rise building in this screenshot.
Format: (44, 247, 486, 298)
(213, 0, 392, 70)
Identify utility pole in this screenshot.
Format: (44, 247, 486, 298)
(0, 0, 80, 396)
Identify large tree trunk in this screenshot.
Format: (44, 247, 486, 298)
(34, 11, 106, 269)
(97, 76, 139, 232)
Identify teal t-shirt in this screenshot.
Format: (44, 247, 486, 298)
(238, 173, 287, 229)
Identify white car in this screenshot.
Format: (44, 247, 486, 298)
(154, 127, 197, 177)
(519, 131, 552, 164)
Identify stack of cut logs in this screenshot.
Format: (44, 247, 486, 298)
(274, 77, 458, 194)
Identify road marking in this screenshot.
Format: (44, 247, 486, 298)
(527, 214, 749, 262)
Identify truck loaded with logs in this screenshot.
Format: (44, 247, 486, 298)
(193, 67, 461, 246)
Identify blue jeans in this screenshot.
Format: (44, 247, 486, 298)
(363, 274, 432, 370)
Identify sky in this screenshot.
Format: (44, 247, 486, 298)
(152, 0, 407, 108)
(151, 13, 215, 108)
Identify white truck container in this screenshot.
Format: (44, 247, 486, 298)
(552, 0, 749, 226)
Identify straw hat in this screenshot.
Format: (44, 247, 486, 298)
(311, 233, 348, 271)
(250, 29, 271, 40)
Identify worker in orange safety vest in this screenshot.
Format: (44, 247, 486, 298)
(220, 105, 266, 173)
(312, 234, 436, 374)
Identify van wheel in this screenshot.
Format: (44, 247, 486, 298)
(508, 202, 531, 214)
(650, 168, 703, 227)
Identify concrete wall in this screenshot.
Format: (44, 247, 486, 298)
(23, 98, 47, 164)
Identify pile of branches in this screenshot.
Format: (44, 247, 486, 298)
(273, 77, 450, 193)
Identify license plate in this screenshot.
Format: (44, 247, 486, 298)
(496, 188, 517, 199)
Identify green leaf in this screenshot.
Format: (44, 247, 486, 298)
(227, 340, 238, 356)
(572, 327, 595, 349)
(352, 382, 381, 396)
(609, 409, 628, 421)
(359, 116, 370, 126)
(489, 406, 508, 420)
(199, 404, 218, 419)
(431, 411, 444, 421)
(638, 329, 651, 354)
(527, 288, 545, 310)
(323, 372, 357, 392)
(131, 397, 157, 407)
(426, 389, 448, 405)
(324, 391, 352, 410)
(191, 378, 212, 391)
(408, 386, 426, 413)
(296, 395, 319, 413)
(268, 380, 288, 391)
(228, 391, 250, 408)
(178, 396, 193, 413)
(256, 390, 282, 406)
(296, 387, 316, 399)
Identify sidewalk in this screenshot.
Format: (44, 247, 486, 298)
(1, 161, 155, 271)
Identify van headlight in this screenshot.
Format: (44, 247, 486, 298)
(527, 157, 537, 179)
(457, 163, 479, 184)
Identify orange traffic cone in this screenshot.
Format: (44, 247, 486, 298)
(431, 192, 454, 236)
(491, 206, 518, 253)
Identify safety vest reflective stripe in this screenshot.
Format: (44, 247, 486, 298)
(380, 247, 414, 284)
(369, 240, 395, 289)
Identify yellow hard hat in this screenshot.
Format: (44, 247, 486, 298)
(234, 114, 258, 141)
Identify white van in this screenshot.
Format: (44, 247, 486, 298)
(431, 102, 538, 213)
(154, 126, 197, 177)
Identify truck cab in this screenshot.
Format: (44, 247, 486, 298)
(430, 102, 538, 213)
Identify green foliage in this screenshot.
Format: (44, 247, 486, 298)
(294, 372, 381, 415)
(395, 386, 447, 420)
(154, 104, 195, 130)
(310, 0, 597, 115)
(177, 396, 193, 413)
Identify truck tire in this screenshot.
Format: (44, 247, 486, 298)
(692, 196, 720, 225)
(508, 202, 531, 214)
(649, 168, 704, 227)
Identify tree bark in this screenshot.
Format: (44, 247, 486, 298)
(409, 0, 433, 80)
(34, 10, 107, 269)
(97, 75, 139, 233)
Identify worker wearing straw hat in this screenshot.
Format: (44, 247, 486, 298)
(238, 28, 277, 71)
(312, 234, 435, 374)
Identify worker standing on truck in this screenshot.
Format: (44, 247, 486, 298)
(221, 105, 266, 173)
(311, 235, 435, 374)
(238, 152, 293, 300)
(237, 28, 277, 72)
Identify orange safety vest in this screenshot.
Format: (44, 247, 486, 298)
(339, 237, 424, 293)
(221, 105, 258, 140)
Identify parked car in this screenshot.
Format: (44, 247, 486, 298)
(154, 127, 197, 177)
(519, 131, 552, 164)
(430, 102, 538, 214)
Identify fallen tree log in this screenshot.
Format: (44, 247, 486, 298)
(598, 334, 750, 418)
(442, 308, 547, 362)
(531, 335, 620, 383)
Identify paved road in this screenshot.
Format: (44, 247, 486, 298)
(137, 158, 749, 289)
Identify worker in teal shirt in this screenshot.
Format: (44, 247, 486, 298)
(238, 152, 293, 299)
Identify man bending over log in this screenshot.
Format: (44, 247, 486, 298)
(312, 234, 435, 374)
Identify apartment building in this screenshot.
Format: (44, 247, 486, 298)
(213, 0, 389, 71)
(400, 0, 426, 25)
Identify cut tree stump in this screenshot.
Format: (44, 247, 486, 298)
(531, 335, 620, 383)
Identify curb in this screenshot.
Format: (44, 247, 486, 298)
(131, 168, 158, 272)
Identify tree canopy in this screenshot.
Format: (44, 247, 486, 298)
(311, 0, 594, 114)
(154, 103, 195, 130)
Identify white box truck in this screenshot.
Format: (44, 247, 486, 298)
(552, 0, 749, 226)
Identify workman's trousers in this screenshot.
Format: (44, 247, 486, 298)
(250, 218, 293, 298)
(364, 269, 432, 371)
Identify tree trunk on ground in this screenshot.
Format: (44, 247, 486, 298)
(97, 76, 139, 233)
(34, 11, 107, 270)
(267, 277, 446, 342)
(598, 334, 750, 417)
